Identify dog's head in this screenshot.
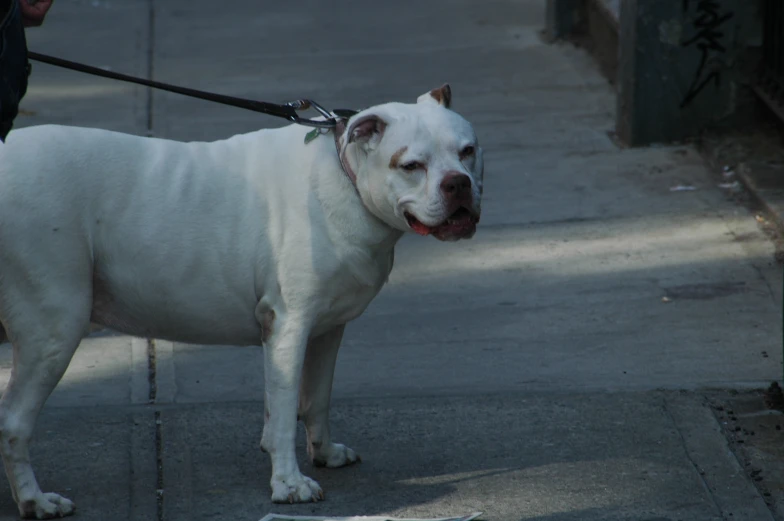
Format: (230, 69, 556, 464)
(337, 84, 483, 242)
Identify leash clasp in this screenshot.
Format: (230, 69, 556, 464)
(285, 99, 338, 128)
(285, 99, 359, 129)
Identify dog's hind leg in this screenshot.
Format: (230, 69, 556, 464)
(298, 325, 359, 468)
(0, 280, 91, 519)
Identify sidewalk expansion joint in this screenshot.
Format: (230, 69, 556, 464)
(146, 0, 155, 136)
(148, 337, 165, 521)
(661, 397, 724, 518)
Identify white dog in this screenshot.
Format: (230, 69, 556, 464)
(0, 84, 483, 519)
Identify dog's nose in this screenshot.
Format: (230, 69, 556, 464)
(440, 173, 472, 199)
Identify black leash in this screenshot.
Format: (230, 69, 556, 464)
(27, 51, 357, 128)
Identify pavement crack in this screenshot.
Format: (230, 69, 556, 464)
(155, 410, 164, 521)
(750, 261, 777, 305)
(146, 0, 155, 136)
(147, 338, 157, 404)
(661, 396, 725, 518)
(148, 338, 164, 520)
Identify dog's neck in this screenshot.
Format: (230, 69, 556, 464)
(312, 138, 403, 256)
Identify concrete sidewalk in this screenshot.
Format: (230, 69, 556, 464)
(2, 0, 782, 519)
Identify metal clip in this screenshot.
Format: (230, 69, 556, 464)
(285, 99, 338, 128)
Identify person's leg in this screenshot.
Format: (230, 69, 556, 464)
(0, 0, 30, 142)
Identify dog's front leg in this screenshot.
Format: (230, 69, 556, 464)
(299, 325, 359, 468)
(260, 312, 323, 503)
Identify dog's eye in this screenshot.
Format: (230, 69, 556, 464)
(460, 146, 475, 158)
(401, 161, 421, 172)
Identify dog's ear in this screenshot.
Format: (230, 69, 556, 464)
(417, 83, 451, 109)
(347, 114, 387, 148)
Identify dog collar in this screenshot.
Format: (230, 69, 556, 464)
(300, 108, 361, 196)
(332, 118, 360, 191)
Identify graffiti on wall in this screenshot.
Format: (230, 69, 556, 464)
(679, 0, 734, 108)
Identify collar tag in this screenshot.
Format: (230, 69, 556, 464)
(304, 128, 322, 144)
(304, 125, 336, 145)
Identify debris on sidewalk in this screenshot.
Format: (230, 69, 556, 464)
(669, 184, 697, 192)
(259, 513, 483, 521)
(718, 181, 741, 191)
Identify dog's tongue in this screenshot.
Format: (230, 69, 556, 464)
(409, 220, 431, 236)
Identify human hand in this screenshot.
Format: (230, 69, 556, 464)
(18, 0, 54, 27)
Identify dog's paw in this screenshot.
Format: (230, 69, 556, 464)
(270, 472, 324, 503)
(312, 442, 360, 468)
(19, 492, 75, 519)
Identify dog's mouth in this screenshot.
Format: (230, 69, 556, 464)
(405, 206, 480, 241)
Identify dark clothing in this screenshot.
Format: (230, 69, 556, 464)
(0, 0, 29, 141)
